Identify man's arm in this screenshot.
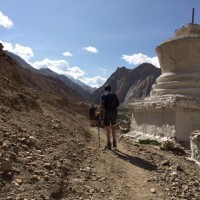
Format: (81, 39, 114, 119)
(100, 94, 105, 109)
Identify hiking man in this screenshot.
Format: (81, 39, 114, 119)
(100, 84, 119, 150)
(89, 104, 97, 127)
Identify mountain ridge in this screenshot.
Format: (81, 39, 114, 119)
(5, 51, 94, 99)
(92, 63, 161, 106)
(1, 49, 82, 101)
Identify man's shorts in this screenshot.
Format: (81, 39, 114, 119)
(104, 109, 117, 126)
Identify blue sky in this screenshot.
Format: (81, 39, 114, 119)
(0, 0, 200, 87)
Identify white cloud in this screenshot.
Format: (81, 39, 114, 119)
(0, 40, 34, 61)
(32, 58, 106, 87)
(63, 51, 73, 57)
(80, 76, 106, 88)
(0, 11, 13, 28)
(121, 53, 160, 68)
(83, 46, 98, 53)
(32, 58, 70, 71)
(65, 66, 85, 79)
(32, 58, 105, 87)
(99, 68, 107, 73)
(32, 58, 85, 79)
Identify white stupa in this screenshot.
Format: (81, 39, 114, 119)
(130, 22, 200, 146)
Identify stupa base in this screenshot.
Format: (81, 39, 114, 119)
(130, 95, 200, 147)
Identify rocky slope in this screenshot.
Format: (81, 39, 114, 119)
(91, 63, 161, 106)
(1, 49, 82, 101)
(0, 72, 93, 199)
(5, 51, 94, 100)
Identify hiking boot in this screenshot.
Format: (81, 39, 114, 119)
(113, 140, 117, 148)
(105, 141, 111, 150)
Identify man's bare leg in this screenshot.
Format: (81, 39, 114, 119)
(105, 126, 111, 149)
(110, 124, 116, 140)
(111, 124, 117, 148)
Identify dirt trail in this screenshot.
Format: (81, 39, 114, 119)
(78, 126, 167, 200)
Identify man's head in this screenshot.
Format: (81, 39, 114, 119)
(104, 84, 111, 92)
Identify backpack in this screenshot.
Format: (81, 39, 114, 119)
(104, 93, 119, 109)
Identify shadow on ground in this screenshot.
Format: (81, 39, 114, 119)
(112, 149, 157, 171)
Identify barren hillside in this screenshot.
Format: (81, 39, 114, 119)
(0, 50, 82, 102)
